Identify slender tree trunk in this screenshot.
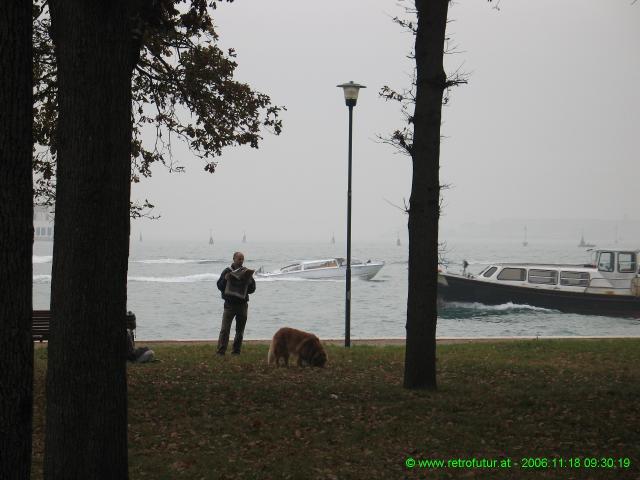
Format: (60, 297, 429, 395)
(44, 2, 137, 478)
(404, 0, 449, 389)
(0, 3, 34, 479)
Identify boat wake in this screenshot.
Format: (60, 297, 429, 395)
(255, 276, 343, 283)
(34, 273, 221, 284)
(34, 272, 350, 285)
(440, 301, 557, 318)
(129, 273, 348, 283)
(128, 273, 219, 283)
(127, 273, 346, 283)
(131, 258, 221, 265)
(128, 273, 344, 283)
(36, 256, 268, 265)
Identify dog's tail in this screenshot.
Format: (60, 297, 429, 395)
(267, 338, 275, 365)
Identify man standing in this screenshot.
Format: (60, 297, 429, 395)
(216, 252, 256, 355)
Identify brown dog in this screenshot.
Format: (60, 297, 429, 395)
(267, 327, 327, 367)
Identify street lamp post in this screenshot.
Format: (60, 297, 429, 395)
(337, 81, 366, 348)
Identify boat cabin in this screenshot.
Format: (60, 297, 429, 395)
(279, 259, 340, 273)
(475, 249, 640, 296)
(279, 258, 368, 273)
(302, 259, 339, 270)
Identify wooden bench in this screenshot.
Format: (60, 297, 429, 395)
(32, 310, 137, 342)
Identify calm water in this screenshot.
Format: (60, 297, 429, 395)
(32, 240, 640, 340)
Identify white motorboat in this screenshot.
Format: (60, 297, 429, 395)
(256, 258, 384, 280)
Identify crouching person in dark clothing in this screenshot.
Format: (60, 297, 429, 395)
(127, 329, 155, 363)
(216, 251, 256, 355)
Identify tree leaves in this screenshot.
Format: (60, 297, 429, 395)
(32, 0, 284, 213)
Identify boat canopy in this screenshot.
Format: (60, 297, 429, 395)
(280, 263, 302, 273)
(303, 259, 338, 270)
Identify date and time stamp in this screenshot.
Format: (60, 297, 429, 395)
(404, 456, 633, 471)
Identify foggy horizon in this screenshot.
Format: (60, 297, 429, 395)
(131, 214, 640, 245)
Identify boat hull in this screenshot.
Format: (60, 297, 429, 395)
(439, 273, 640, 317)
(259, 263, 384, 280)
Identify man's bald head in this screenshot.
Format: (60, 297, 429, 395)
(233, 252, 245, 267)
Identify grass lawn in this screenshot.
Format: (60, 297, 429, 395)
(32, 339, 640, 479)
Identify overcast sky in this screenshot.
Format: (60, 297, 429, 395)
(130, 0, 640, 243)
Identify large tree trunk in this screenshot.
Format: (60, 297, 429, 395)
(0, 2, 34, 479)
(44, 2, 137, 478)
(404, 0, 449, 389)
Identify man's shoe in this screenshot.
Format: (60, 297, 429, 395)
(231, 351, 240, 355)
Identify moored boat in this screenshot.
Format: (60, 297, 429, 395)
(438, 248, 640, 317)
(257, 258, 384, 280)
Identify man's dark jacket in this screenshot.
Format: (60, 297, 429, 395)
(217, 266, 256, 305)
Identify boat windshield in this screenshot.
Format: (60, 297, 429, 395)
(309, 258, 371, 267)
(280, 263, 302, 273)
(303, 260, 338, 270)
(334, 258, 368, 266)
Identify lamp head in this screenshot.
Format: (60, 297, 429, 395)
(337, 81, 366, 107)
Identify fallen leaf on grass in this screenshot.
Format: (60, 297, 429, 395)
(171, 460, 190, 471)
(251, 419, 262, 429)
